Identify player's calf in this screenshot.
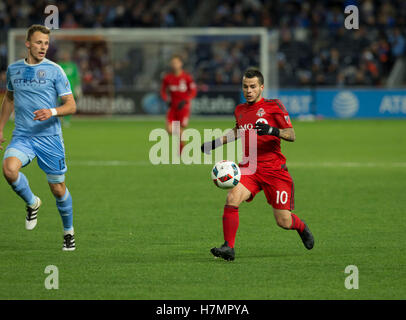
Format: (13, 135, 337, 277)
(274, 212, 293, 229)
(49, 181, 66, 198)
(48, 180, 75, 251)
(7, 171, 37, 207)
(273, 209, 314, 250)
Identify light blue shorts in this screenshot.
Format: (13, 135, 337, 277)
(4, 134, 67, 183)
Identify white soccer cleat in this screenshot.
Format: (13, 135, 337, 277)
(25, 197, 41, 230)
(62, 232, 76, 251)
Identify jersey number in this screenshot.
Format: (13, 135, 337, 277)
(276, 190, 288, 205)
(58, 158, 65, 170)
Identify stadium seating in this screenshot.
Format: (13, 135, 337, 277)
(0, 0, 405, 90)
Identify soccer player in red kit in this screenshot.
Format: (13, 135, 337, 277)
(201, 69, 314, 261)
(160, 55, 197, 154)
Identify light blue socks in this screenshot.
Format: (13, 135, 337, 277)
(55, 187, 73, 231)
(11, 172, 36, 206)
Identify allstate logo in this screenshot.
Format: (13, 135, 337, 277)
(333, 91, 359, 118)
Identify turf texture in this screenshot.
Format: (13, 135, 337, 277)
(0, 117, 405, 299)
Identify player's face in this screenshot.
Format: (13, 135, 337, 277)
(25, 31, 49, 63)
(170, 57, 183, 73)
(242, 77, 264, 104)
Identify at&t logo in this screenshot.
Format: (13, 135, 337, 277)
(333, 91, 359, 118)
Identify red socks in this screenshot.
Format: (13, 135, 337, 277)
(222, 207, 304, 247)
(223, 205, 239, 248)
(290, 213, 305, 233)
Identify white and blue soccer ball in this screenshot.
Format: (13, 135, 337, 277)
(211, 160, 241, 189)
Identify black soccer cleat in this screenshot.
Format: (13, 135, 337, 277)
(63, 234, 76, 251)
(210, 241, 235, 261)
(298, 220, 314, 250)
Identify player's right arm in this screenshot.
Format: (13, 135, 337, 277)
(0, 90, 14, 150)
(33, 65, 77, 121)
(221, 127, 239, 144)
(201, 107, 241, 154)
(201, 127, 239, 155)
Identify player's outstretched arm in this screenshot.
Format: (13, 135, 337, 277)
(33, 94, 77, 121)
(201, 127, 239, 154)
(0, 91, 15, 150)
(255, 122, 296, 142)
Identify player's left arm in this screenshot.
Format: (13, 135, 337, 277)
(33, 94, 77, 121)
(255, 111, 295, 142)
(177, 75, 197, 110)
(255, 122, 295, 142)
(160, 75, 169, 102)
(187, 75, 197, 100)
(278, 127, 296, 142)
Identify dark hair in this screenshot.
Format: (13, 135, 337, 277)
(26, 24, 50, 41)
(243, 68, 264, 85)
(171, 54, 183, 63)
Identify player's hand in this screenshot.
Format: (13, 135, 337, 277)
(177, 100, 187, 110)
(0, 131, 6, 151)
(255, 122, 280, 137)
(201, 141, 214, 155)
(164, 98, 171, 108)
(33, 109, 52, 121)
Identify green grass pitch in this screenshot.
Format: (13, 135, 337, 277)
(0, 117, 405, 299)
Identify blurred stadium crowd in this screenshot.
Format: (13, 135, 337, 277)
(0, 0, 405, 91)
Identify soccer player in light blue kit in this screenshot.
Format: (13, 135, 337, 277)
(0, 25, 77, 251)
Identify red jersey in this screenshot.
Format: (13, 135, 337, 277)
(160, 71, 197, 109)
(234, 98, 292, 169)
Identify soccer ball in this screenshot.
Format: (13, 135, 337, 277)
(211, 160, 241, 189)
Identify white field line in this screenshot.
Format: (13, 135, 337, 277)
(67, 160, 406, 168)
(290, 162, 406, 168)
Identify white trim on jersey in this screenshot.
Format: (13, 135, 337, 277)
(59, 92, 73, 97)
(23, 58, 46, 66)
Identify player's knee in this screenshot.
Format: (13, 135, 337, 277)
(2, 160, 19, 183)
(226, 190, 242, 206)
(49, 182, 66, 198)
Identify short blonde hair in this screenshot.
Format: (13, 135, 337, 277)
(26, 25, 50, 41)
(171, 54, 183, 63)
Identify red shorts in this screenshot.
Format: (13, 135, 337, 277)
(239, 164, 295, 210)
(166, 105, 191, 128)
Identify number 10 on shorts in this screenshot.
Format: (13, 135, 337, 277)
(276, 190, 288, 204)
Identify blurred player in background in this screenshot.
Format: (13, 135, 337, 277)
(160, 55, 197, 155)
(58, 51, 82, 127)
(0, 25, 77, 251)
(201, 69, 314, 261)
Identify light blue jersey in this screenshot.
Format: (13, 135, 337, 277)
(6, 58, 72, 136)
